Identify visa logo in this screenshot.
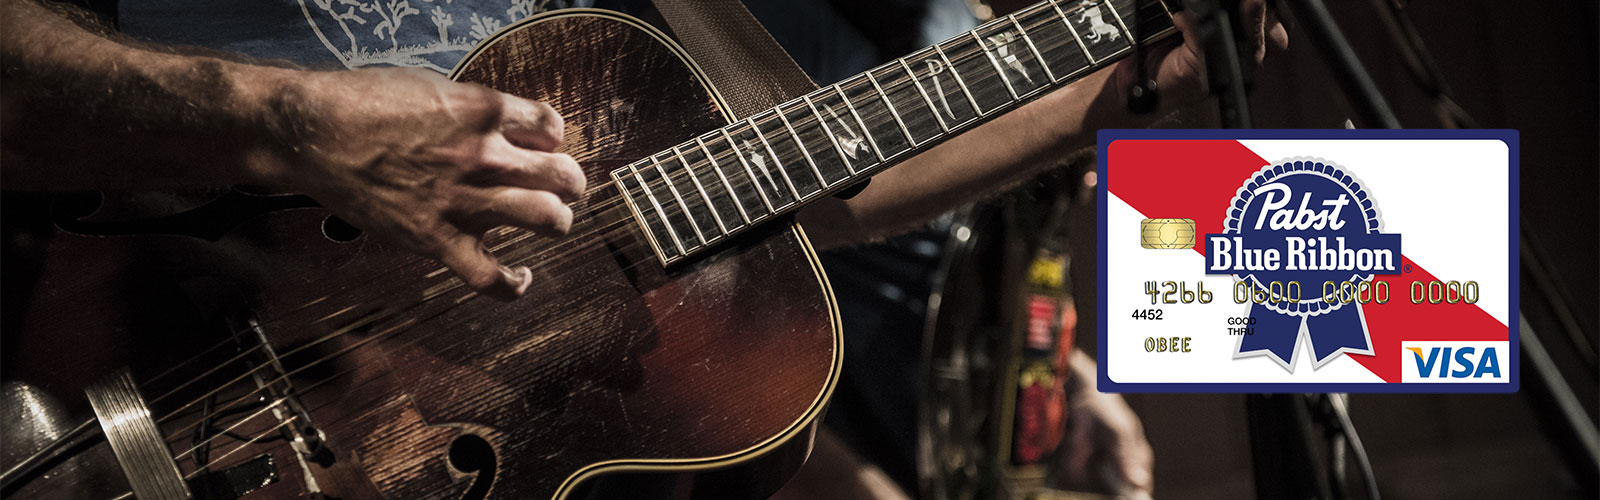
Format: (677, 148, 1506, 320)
(1400, 341, 1510, 383)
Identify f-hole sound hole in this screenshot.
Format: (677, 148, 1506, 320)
(448, 434, 496, 500)
(322, 215, 362, 242)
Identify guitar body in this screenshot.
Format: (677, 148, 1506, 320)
(2, 10, 839, 500)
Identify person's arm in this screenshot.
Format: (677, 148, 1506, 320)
(0, 0, 584, 299)
(1060, 348, 1154, 497)
(797, 2, 1287, 248)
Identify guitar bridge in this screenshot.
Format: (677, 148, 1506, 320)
(234, 318, 337, 484)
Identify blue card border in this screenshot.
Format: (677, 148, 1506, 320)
(1095, 129, 1520, 394)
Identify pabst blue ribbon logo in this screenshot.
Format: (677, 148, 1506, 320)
(1204, 159, 1402, 369)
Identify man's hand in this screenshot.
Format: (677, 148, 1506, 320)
(1, 0, 583, 300)
(1060, 350, 1155, 498)
(257, 68, 585, 300)
(1123, 0, 1290, 109)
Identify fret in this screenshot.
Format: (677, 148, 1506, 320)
(614, 0, 1186, 266)
(932, 44, 983, 119)
(696, 136, 754, 225)
(1134, 0, 1177, 38)
(804, 94, 862, 174)
(775, 104, 835, 190)
(971, 30, 1021, 100)
(1022, 2, 1092, 79)
(1010, 14, 1057, 82)
(614, 171, 674, 260)
(1053, 0, 1097, 63)
(906, 47, 979, 127)
(783, 99, 855, 185)
(674, 145, 734, 235)
(628, 163, 687, 256)
(736, 121, 801, 204)
(897, 58, 951, 133)
(937, 36, 1010, 114)
(863, 68, 918, 147)
(975, 19, 1048, 95)
(742, 118, 801, 202)
(1064, 0, 1133, 63)
(840, 75, 913, 159)
(749, 114, 823, 199)
(1104, 0, 1136, 41)
(829, 82, 884, 163)
(651, 154, 710, 245)
(718, 128, 781, 213)
(872, 64, 943, 145)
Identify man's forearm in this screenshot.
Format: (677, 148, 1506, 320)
(796, 64, 1143, 248)
(795, 10, 1250, 249)
(1, 0, 292, 191)
(1, 0, 589, 297)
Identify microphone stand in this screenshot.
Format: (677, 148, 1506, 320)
(1278, 1, 1598, 497)
(1194, 0, 1596, 497)
(1188, 1, 1356, 498)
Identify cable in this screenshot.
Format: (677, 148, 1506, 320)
(1327, 395, 1381, 500)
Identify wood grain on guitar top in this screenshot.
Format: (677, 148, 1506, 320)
(2, 11, 839, 500)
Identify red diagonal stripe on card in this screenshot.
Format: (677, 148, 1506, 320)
(1107, 139, 1268, 251)
(1350, 257, 1508, 382)
(1108, 139, 1508, 383)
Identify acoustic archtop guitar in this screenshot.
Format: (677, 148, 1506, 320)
(0, 1, 1175, 498)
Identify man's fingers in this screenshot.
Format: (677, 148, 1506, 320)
(1114, 434, 1156, 494)
(1268, 13, 1289, 51)
(1243, 0, 1270, 63)
(1163, 12, 1208, 95)
(499, 96, 564, 152)
(437, 234, 533, 300)
(453, 187, 575, 236)
(476, 135, 586, 201)
(1064, 415, 1096, 485)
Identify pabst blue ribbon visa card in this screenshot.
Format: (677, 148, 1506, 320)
(1096, 130, 1518, 393)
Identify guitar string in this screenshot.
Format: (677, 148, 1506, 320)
(87, 5, 1168, 494)
(136, 4, 1163, 463)
(147, 19, 1152, 455)
(134, 5, 1115, 406)
(112, 369, 355, 498)
(145, 20, 1137, 437)
(160, 29, 1165, 486)
(337, 3, 1129, 297)
(500, 2, 1147, 251)
(567, 1, 1117, 204)
(168, 362, 358, 466)
(162, 365, 363, 464)
(161, 62, 1128, 478)
(428, 8, 1144, 280)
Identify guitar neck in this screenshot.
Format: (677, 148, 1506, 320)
(613, 0, 1179, 266)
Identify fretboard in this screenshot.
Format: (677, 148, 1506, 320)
(613, 0, 1178, 266)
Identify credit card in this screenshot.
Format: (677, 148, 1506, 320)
(1097, 130, 1518, 393)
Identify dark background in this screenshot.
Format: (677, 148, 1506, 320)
(21, 0, 1597, 498)
(1063, 0, 1599, 498)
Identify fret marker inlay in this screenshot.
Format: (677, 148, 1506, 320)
(614, 0, 1178, 266)
(1078, 1, 1122, 43)
(919, 58, 959, 120)
(986, 31, 1036, 85)
(741, 138, 781, 194)
(821, 104, 867, 160)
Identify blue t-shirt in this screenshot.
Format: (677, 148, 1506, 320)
(119, 0, 604, 72)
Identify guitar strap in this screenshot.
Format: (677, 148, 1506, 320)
(647, 0, 815, 119)
(647, 0, 870, 196)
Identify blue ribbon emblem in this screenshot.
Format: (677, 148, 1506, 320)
(1205, 160, 1401, 369)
